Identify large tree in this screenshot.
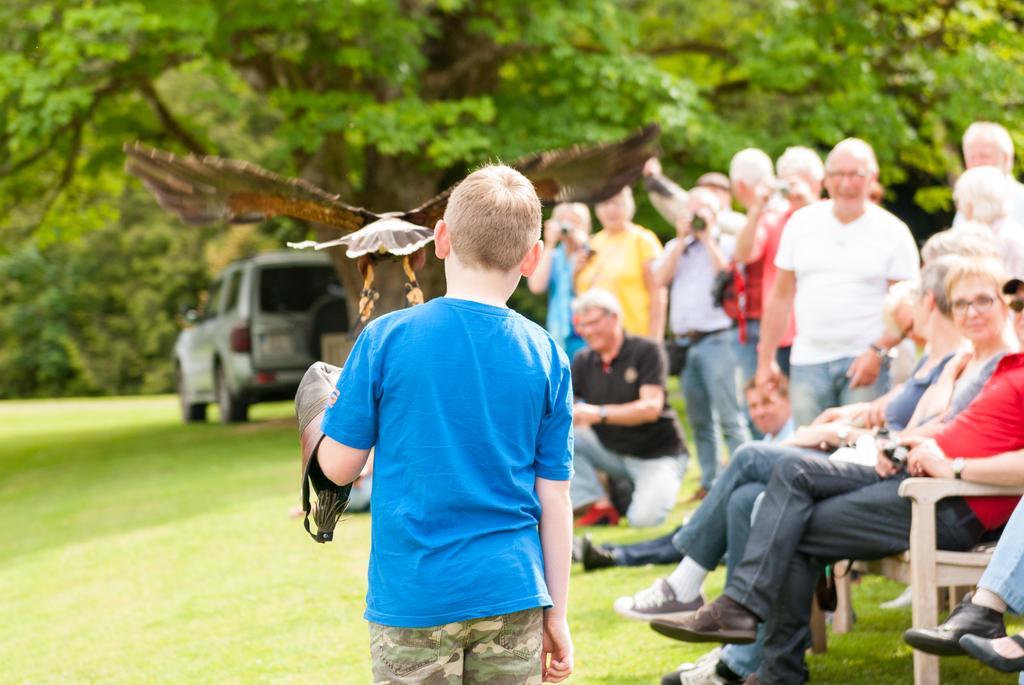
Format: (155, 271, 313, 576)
(1, 0, 694, 320)
(3, 1, 1024, 396)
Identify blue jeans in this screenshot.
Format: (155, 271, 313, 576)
(789, 356, 890, 427)
(667, 442, 824, 679)
(670, 443, 823, 569)
(722, 454, 983, 685)
(608, 528, 684, 566)
(718, 483, 769, 678)
(680, 329, 750, 489)
(979, 497, 1024, 614)
(733, 320, 760, 389)
(570, 426, 687, 527)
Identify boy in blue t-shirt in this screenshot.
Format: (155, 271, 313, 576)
(317, 165, 575, 684)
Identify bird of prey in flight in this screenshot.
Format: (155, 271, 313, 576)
(125, 124, 660, 323)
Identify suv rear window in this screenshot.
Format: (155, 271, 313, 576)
(259, 265, 341, 313)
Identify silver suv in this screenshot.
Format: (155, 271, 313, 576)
(174, 250, 348, 423)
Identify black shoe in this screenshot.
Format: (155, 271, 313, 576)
(650, 595, 759, 644)
(903, 594, 1006, 656)
(609, 474, 635, 517)
(581, 534, 618, 571)
(960, 633, 1024, 673)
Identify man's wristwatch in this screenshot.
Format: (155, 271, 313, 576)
(598, 405, 609, 424)
(951, 457, 967, 480)
(869, 343, 888, 362)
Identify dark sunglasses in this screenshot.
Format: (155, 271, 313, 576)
(1009, 298, 1024, 313)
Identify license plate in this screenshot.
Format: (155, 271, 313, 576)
(262, 332, 292, 355)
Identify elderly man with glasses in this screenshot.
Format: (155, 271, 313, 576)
(568, 288, 689, 528)
(755, 138, 921, 427)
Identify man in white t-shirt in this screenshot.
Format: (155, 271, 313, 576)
(755, 138, 920, 426)
(954, 121, 1024, 226)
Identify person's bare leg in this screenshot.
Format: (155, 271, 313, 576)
(972, 587, 1009, 614)
(989, 630, 1024, 659)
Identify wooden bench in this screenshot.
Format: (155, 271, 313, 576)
(815, 478, 1024, 684)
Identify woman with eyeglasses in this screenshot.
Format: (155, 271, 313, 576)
(908, 257, 1016, 427)
(792, 256, 1014, 454)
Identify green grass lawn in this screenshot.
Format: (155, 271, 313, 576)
(1, 396, 1018, 683)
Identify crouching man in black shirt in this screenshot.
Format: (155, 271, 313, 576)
(570, 288, 689, 527)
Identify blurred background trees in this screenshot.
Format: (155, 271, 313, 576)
(2, 0, 1023, 397)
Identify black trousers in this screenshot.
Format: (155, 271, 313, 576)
(723, 453, 984, 685)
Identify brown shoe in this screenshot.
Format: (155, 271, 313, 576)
(650, 595, 759, 644)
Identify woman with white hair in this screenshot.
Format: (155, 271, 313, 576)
(954, 166, 1024, 278)
(575, 186, 665, 339)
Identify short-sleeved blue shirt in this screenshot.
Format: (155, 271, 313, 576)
(321, 297, 574, 628)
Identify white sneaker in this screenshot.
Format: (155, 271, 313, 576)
(613, 577, 704, 622)
(662, 647, 732, 685)
(880, 585, 913, 609)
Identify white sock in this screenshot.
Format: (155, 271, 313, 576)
(972, 588, 1008, 613)
(665, 556, 710, 602)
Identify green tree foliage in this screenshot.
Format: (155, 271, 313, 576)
(2, 1, 1023, 396)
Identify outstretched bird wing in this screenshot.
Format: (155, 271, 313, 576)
(397, 124, 661, 229)
(123, 142, 379, 232)
(126, 124, 659, 253)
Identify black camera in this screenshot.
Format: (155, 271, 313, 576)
(882, 443, 909, 470)
(691, 215, 707, 232)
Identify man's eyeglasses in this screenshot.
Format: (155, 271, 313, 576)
(825, 169, 869, 180)
(574, 311, 612, 329)
(950, 294, 997, 316)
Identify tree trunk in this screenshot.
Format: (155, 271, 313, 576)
(309, 148, 448, 330)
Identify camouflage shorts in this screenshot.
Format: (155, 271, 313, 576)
(368, 607, 543, 684)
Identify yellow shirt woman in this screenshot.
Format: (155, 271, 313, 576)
(576, 223, 663, 336)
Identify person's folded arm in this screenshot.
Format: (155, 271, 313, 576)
(904, 438, 1024, 485)
(574, 385, 664, 427)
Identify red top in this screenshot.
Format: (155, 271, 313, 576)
(754, 207, 797, 347)
(934, 353, 1024, 530)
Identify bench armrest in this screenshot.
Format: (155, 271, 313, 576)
(898, 477, 1024, 505)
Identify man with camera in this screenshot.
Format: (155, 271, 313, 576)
(650, 182, 750, 498)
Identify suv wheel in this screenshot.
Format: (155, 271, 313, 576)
(216, 364, 249, 423)
(177, 366, 207, 423)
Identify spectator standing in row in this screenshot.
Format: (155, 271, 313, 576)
(575, 187, 665, 340)
(527, 202, 593, 358)
(956, 121, 1024, 226)
(953, 166, 1024, 279)
(696, 172, 747, 236)
(727, 148, 780, 386)
(730, 147, 823, 383)
(651, 181, 749, 499)
(756, 138, 920, 425)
